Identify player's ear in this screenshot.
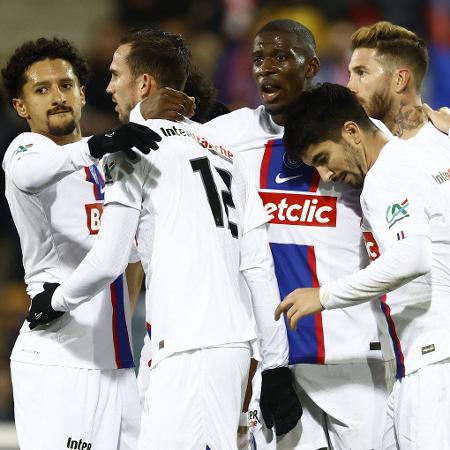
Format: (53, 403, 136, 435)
(80, 85, 86, 107)
(12, 98, 29, 119)
(305, 56, 320, 79)
(342, 121, 361, 145)
(139, 73, 157, 98)
(394, 68, 411, 94)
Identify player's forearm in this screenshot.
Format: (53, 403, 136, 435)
(241, 225, 289, 370)
(52, 204, 140, 311)
(126, 261, 144, 315)
(321, 234, 431, 309)
(11, 139, 96, 193)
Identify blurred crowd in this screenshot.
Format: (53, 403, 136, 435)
(0, 0, 449, 421)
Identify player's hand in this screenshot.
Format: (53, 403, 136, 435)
(275, 287, 323, 330)
(422, 104, 450, 135)
(26, 282, 64, 330)
(87, 123, 162, 160)
(260, 367, 302, 436)
(140, 87, 196, 121)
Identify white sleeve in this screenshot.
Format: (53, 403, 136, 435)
(240, 223, 289, 370)
(320, 235, 431, 309)
(52, 204, 140, 311)
(8, 134, 96, 193)
(103, 151, 149, 210)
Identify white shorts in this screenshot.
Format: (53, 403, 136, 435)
(137, 333, 152, 408)
(11, 361, 140, 450)
(138, 345, 251, 450)
(383, 358, 450, 450)
(248, 361, 389, 450)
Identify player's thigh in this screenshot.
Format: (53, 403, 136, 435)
(11, 362, 137, 450)
(203, 346, 251, 450)
(393, 358, 450, 450)
(139, 352, 202, 449)
(294, 362, 389, 450)
(247, 365, 328, 450)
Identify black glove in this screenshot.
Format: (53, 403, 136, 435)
(26, 282, 63, 330)
(260, 367, 303, 436)
(87, 122, 162, 159)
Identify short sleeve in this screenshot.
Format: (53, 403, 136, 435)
(103, 152, 149, 211)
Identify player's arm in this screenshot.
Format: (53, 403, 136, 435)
(125, 261, 144, 315)
(276, 234, 431, 330)
(237, 157, 302, 436)
(423, 104, 450, 135)
(9, 124, 160, 193)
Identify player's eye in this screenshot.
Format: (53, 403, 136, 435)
(253, 57, 263, 65)
(35, 87, 48, 94)
(276, 54, 287, 61)
(62, 82, 73, 90)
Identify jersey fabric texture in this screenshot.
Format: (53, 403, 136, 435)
(104, 116, 269, 368)
(3, 132, 133, 369)
(207, 106, 384, 364)
(361, 132, 450, 378)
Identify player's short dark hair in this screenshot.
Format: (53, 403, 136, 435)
(257, 19, 317, 57)
(120, 28, 190, 91)
(283, 83, 377, 160)
(184, 69, 218, 123)
(351, 21, 428, 91)
(1, 37, 89, 106)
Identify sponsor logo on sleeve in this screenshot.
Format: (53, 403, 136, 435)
(363, 231, 381, 261)
(386, 198, 409, 229)
(14, 144, 33, 155)
(260, 191, 337, 227)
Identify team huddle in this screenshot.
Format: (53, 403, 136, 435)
(2, 17, 450, 450)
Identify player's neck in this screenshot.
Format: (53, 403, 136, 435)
(365, 129, 390, 172)
(384, 95, 426, 140)
(271, 113, 286, 127)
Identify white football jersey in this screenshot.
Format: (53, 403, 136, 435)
(361, 132, 450, 378)
(207, 106, 385, 364)
(104, 117, 268, 368)
(3, 132, 133, 369)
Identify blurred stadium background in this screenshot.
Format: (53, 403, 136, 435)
(0, 0, 449, 447)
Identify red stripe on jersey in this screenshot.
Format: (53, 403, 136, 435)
(308, 246, 325, 364)
(308, 170, 321, 193)
(110, 284, 122, 368)
(260, 140, 274, 189)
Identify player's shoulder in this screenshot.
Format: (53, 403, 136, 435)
(3, 132, 55, 170)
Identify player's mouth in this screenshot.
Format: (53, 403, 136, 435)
(259, 81, 282, 104)
(48, 107, 72, 116)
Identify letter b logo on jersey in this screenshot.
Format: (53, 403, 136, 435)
(85, 203, 104, 235)
(260, 192, 337, 227)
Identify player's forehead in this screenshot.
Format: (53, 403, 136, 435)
(252, 30, 305, 55)
(348, 48, 382, 71)
(110, 43, 132, 72)
(24, 58, 77, 86)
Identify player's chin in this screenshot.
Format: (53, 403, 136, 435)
(48, 120, 77, 137)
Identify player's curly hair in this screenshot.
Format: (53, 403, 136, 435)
(120, 28, 191, 91)
(1, 37, 89, 106)
(351, 21, 428, 91)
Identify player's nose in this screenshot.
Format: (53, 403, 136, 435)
(317, 166, 333, 183)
